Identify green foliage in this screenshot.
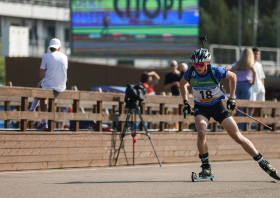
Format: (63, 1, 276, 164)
(0, 56, 6, 85)
(199, 0, 278, 47)
(0, 43, 5, 85)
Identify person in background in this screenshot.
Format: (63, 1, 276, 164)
(179, 63, 188, 79)
(164, 60, 181, 129)
(164, 60, 181, 96)
(29, 38, 68, 130)
(140, 71, 160, 95)
(230, 48, 256, 130)
(251, 47, 266, 119)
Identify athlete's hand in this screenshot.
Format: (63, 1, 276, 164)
(183, 101, 191, 119)
(227, 98, 236, 113)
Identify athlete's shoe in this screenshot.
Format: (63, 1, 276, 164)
(36, 123, 48, 130)
(199, 164, 213, 177)
(259, 159, 280, 181)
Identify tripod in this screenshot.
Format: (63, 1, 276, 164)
(114, 102, 162, 167)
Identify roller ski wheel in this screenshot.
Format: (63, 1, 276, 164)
(259, 159, 280, 181)
(191, 172, 214, 182)
(191, 172, 197, 182)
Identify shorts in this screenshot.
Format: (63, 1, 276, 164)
(53, 90, 61, 98)
(40, 83, 61, 98)
(194, 101, 231, 124)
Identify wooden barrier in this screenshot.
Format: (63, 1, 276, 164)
(0, 131, 279, 171)
(0, 86, 278, 171)
(0, 86, 279, 132)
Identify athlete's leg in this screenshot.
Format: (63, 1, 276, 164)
(195, 115, 209, 155)
(195, 115, 213, 176)
(220, 116, 258, 156)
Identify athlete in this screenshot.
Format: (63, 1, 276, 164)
(179, 48, 280, 181)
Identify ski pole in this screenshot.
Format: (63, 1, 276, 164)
(234, 107, 272, 130)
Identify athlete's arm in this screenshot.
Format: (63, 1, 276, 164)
(224, 71, 236, 99)
(180, 77, 189, 101)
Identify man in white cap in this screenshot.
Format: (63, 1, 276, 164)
(29, 38, 68, 130)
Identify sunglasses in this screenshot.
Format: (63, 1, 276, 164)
(193, 62, 207, 68)
(170, 64, 176, 67)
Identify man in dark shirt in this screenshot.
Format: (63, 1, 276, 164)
(164, 60, 181, 96)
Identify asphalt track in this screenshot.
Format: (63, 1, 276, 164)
(0, 159, 280, 198)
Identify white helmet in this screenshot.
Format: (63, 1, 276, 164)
(190, 48, 211, 63)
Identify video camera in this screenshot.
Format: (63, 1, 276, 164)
(124, 82, 147, 109)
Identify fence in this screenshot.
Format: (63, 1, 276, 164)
(0, 0, 69, 8)
(0, 86, 279, 132)
(0, 86, 279, 171)
(210, 44, 280, 76)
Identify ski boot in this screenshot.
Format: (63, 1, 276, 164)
(259, 159, 280, 181)
(191, 164, 214, 182)
(199, 164, 214, 177)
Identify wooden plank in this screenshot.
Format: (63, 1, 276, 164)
(80, 92, 125, 101)
(0, 87, 33, 97)
(20, 97, 28, 132)
(4, 101, 10, 128)
(244, 107, 249, 131)
(119, 102, 125, 132)
(48, 98, 56, 132)
(160, 104, 165, 131)
(0, 147, 111, 156)
(1, 111, 252, 123)
(258, 108, 263, 131)
(139, 103, 145, 131)
(0, 162, 48, 171)
(147, 107, 152, 129)
(0, 153, 104, 163)
(97, 101, 102, 132)
(73, 100, 80, 132)
(235, 99, 278, 108)
(178, 104, 183, 131)
(144, 95, 194, 105)
(272, 108, 276, 131)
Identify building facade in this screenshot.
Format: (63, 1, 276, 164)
(0, 0, 70, 56)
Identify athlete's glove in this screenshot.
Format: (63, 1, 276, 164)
(183, 100, 191, 119)
(227, 98, 236, 113)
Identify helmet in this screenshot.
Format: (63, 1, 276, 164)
(190, 48, 211, 63)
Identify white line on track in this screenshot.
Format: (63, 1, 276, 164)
(0, 160, 254, 175)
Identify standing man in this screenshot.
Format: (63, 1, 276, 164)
(164, 60, 181, 129)
(31, 38, 68, 129)
(179, 48, 280, 181)
(164, 60, 181, 96)
(251, 47, 266, 117)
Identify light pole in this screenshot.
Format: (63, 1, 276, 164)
(277, 0, 280, 48)
(253, 0, 258, 46)
(277, 0, 280, 69)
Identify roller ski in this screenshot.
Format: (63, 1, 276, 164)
(259, 159, 280, 181)
(254, 153, 280, 181)
(191, 164, 214, 182)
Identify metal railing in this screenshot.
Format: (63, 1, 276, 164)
(210, 44, 280, 76)
(0, 0, 69, 8)
(29, 39, 70, 56)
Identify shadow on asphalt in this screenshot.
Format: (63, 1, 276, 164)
(53, 180, 277, 184)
